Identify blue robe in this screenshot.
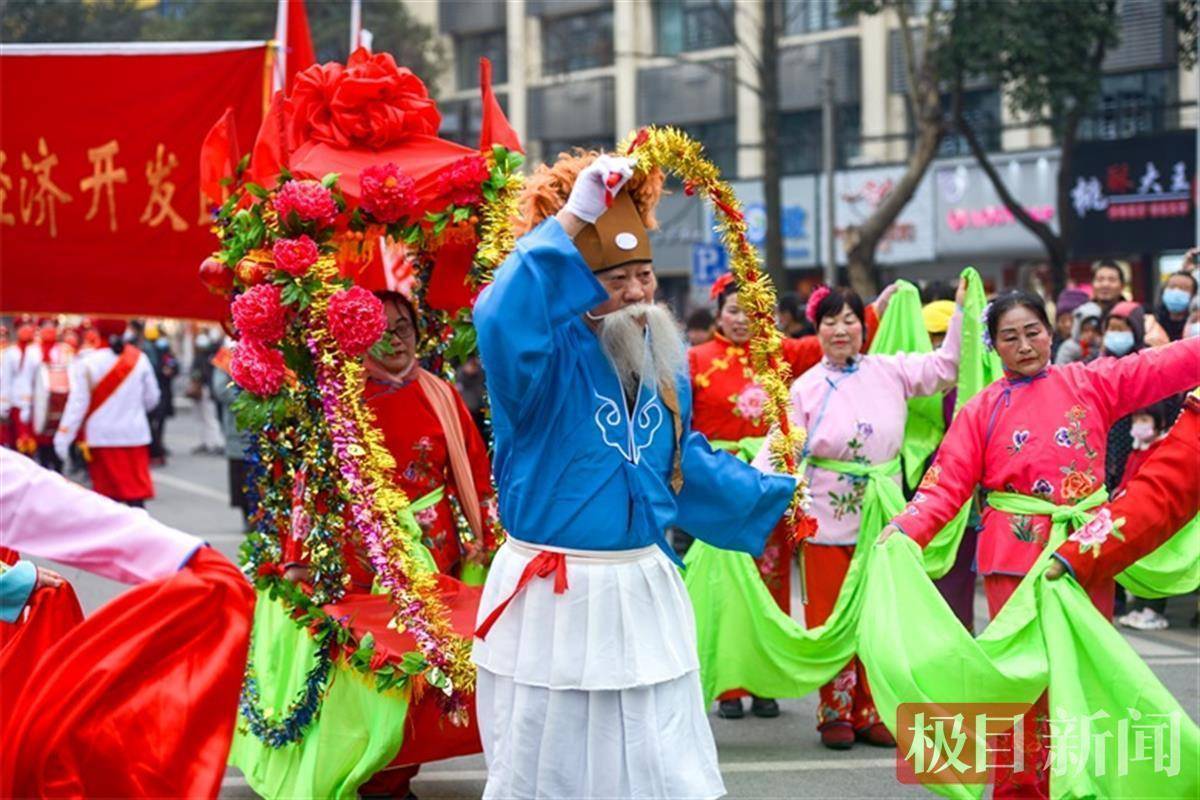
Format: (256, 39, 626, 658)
(475, 218, 794, 561)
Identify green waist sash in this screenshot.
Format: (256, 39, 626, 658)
(709, 435, 766, 464)
(986, 488, 1108, 548)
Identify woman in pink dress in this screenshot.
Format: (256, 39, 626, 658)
(753, 279, 965, 750)
(879, 290, 1200, 798)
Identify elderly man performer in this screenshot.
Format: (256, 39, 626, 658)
(471, 150, 798, 799)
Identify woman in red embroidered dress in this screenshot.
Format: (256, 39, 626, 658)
(880, 290, 1200, 799)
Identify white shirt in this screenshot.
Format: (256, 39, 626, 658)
(54, 347, 160, 457)
(0, 344, 42, 422)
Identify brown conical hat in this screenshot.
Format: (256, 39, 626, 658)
(574, 190, 653, 273)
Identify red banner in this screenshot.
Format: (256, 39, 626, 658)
(0, 44, 268, 321)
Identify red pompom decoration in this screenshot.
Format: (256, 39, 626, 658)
(272, 235, 319, 277)
(327, 285, 387, 356)
(805, 285, 831, 325)
(230, 340, 286, 397)
(360, 163, 420, 224)
(273, 180, 338, 228)
(231, 284, 288, 343)
(435, 155, 490, 207)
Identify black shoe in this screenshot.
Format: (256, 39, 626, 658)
(750, 696, 780, 718)
(717, 698, 745, 719)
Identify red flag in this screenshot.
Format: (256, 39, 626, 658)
(477, 57, 523, 154)
(285, 0, 316, 94)
(247, 90, 289, 186)
(199, 107, 240, 209)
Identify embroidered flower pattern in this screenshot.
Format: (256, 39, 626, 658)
(1009, 514, 1045, 544)
(1031, 478, 1054, 499)
(1069, 508, 1126, 557)
(828, 422, 873, 520)
(730, 383, 768, 424)
(1059, 462, 1098, 502)
(919, 464, 942, 491)
(1057, 405, 1098, 459)
(1007, 429, 1030, 455)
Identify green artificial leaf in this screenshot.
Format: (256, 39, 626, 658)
(433, 216, 448, 236)
(279, 166, 293, 182)
(321, 172, 341, 189)
(234, 152, 251, 178)
(482, 186, 498, 204)
(452, 207, 470, 224)
(368, 337, 395, 360)
(399, 650, 427, 675)
(245, 182, 270, 200)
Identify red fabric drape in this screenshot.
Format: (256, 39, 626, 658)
(0, 582, 85, 731)
(1, 547, 254, 799)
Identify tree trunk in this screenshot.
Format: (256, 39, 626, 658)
(759, 0, 786, 293)
(844, 112, 943, 298)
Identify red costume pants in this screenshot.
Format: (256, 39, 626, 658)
(804, 543, 879, 732)
(983, 573, 1115, 799)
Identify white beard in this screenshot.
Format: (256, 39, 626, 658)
(595, 302, 686, 396)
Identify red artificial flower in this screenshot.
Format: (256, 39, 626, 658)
(287, 49, 441, 150)
(709, 272, 735, 301)
(274, 180, 338, 228)
(360, 163, 420, 224)
(230, 340, 286, 397)
(327, 285, 387, 356)
(272, 235, 319, 277)
(231, 284, 288, 343)
(436, 155, 490, 207)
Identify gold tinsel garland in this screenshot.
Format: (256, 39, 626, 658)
(472, 151, 524, 288)
(617, 126, 812, 520)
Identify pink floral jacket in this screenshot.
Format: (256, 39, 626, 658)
(895, 338, 1200, 576)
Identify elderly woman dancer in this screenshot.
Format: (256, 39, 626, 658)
(753, 279, 965, 750)
(879, 290, 1200, 798)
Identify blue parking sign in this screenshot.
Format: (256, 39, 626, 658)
(691, 243, 728, 286)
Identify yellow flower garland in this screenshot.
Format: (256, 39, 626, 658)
(617, 126, 811, 520)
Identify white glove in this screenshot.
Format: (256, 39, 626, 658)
(563, 154, 635, 225)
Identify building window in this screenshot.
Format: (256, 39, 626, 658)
(1077, 69, 1178, 142)
(655, 0, 735, 56)
(455, 29, 507, 90)
(779, 105, 861, 174)
(783, 0, 849, 36)
(679, 119, 737, 177)
(940, 88, 1001, 156)
(542, 9, 614, 74)
(540, 137, 615, 161)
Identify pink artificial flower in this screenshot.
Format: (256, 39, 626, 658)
(327, 285, 387, 356)
(230, 340, 286, 397)
(360, 163, 420, 224)
(231, 284, 288, 343)
(274, 179, 338, 228)
(806, 285, 831, 325)
(435, 155, 490, 207)
(833, 669, 857, 693)
(272, 235, 319, 277)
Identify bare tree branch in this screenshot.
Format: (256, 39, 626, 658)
(894, 0, 924, 122)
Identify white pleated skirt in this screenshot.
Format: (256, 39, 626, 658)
(473, 538, 726, 800)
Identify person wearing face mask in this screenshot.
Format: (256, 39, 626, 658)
(878, 291, 1200, 798)
(1107, 403, 1175, 631)
(752, 279, 966, 750)
(1154, 270, 1198, 342)
(1101, 302, 1159, 509)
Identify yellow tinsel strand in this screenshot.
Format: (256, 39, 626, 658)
(472, 152, 523, 288)
(617, 126, 810, 514)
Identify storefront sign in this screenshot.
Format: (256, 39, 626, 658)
(934, 154, 1059, 258)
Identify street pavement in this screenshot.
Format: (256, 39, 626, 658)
(38, 402, 1200, 799)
